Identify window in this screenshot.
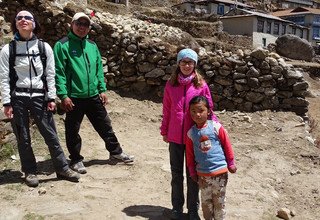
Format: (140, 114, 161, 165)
(292, 27, 296, 35)
(257, 20, 264, 32)
(300, 29, 303, 38)
(262, 38, 266, 47)
(266, 22, 271, 34)
(282, 24, 286, 35)
(217, 4, 224, 15)
(190, 4, 195, 12)
(314, 15, 320, 22)
(313, 27, 320, 40)
(274, 23, 279, 35)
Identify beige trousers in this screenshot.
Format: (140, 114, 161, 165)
(198, 173, 228, 220)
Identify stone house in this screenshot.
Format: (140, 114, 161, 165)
(280, 0, 320, 9)
(221, 8, 309, 48)
(171, 0, 254, 15)
(272, 7, 320, 46)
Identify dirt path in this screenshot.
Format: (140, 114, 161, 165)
(0, 79, 320, 219)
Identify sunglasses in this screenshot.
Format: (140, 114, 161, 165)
(16, 15, 34, 21)
(75, 20, 90, 28)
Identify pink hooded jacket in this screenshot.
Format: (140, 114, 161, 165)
(160, 79, 213, 144)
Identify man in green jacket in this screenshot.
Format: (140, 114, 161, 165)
(53, 12, 134, 174)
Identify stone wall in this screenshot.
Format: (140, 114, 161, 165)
(0, 0, 309, 115)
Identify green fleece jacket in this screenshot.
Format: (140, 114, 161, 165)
(53, 31, 106, 100)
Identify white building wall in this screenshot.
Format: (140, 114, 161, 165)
(54, 0, 87, 8)
(253, 32, 277, 48)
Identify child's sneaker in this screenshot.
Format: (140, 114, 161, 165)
(110, 152, 134, 164)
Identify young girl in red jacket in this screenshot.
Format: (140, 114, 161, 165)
(186, 95, 237, 220)
(160, 48, 214, 220)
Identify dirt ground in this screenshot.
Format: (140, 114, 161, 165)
(0, 70, 319, 220)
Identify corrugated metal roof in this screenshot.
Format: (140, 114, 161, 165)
(227, 8, 290, 22)
(172, 0, 254, 9)
(272, 7, 320, 17)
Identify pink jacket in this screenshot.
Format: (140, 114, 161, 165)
(160, 80, 213, 144)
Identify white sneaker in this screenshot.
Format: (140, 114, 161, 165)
(70, 161, 87, 174)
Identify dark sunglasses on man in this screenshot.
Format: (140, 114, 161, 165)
(16, 15, 34, 21)
(75, 20, 91, 28)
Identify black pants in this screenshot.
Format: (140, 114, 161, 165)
(65, 95, 122, 164)
(12, 96, 69, 174)
(169, 142, 199, 213)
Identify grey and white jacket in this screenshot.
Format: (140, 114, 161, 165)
(0, 37, 56, 105)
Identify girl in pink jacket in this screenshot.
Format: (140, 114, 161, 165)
(160, 48, 214, 220)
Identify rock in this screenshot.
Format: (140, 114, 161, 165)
(277, 208, 291, 220)
(38, 187, 47, 195)
(275, 34, 314, 61)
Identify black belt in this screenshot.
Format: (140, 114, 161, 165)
(15, 88, 45, 93)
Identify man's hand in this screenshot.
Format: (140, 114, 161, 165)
(47, 101, 56, 112)
(61, 97, 74, 112)
(4, 106, 13, 119)
(99, 93, 108, 105)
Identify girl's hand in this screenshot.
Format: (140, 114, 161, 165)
(47, 101, 56, 112)
(4, 106, 13, 119)
(162, 135, 168, 143)
(190, 175, 198, 183)
(228, 165, 237, 173)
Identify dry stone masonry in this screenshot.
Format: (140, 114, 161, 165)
(0, 0, 309, 116)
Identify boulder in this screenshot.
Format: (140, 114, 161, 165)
(275, 34, 314, 61)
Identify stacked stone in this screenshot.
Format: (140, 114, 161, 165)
(199, 48, 309, 115)
(0, 1, 309, 115)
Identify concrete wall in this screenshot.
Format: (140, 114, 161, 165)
(222, 16, 254, 36)
(54, 0, 87, 7)
(253, 32, 277, 48)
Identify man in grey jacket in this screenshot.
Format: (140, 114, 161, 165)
(0, 10, 80, 187)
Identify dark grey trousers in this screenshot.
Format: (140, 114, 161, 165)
(169, 142, 199, 213)
(12, 96, 68, 174)
(65, 95, 122, 164)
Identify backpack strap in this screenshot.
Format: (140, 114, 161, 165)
(8, 40, 18, 95)
(8, 39, 48, 95)
(38, 39, 48, 92)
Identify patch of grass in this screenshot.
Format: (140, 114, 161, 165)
(5, 184, 24, 192)
(0, 143, 16, 160)
(2, 194, 17, 200)
(84, 195, 96, 200)
(23, 212, 45, 220)
(308, 115, 318, 133)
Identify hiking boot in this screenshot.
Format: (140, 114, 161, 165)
(188, 211, 200, 220)
(170, 209, 182, 220)
(25, 173, 39, 187)
(56, 168, 80, 182)
(110, 152, 134, 164)
(70, 161, 87, 174)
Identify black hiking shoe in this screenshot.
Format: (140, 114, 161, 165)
(110, 152, 134, 164)
(25, 173, 39, 187)
(56, 169, 80, 182)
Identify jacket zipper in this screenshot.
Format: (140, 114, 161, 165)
(81, 41, 90, 97)
(181, 85, 187, 143)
